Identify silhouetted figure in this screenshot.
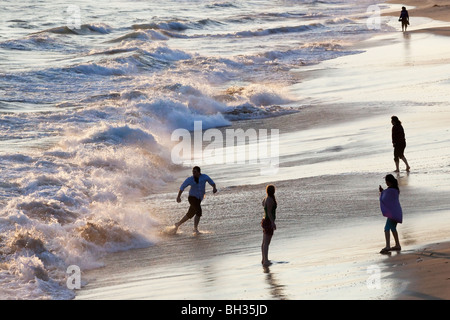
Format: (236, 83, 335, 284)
(261, 185, 277, 267)
(174, 166, 217, 234)
(399, 7, 409, 32)
(391, 116, 410, 172)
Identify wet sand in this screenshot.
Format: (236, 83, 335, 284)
(383, 241, 450, 300)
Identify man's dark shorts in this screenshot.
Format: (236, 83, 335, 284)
(186, 196, 202, 219)
(394, 142, 406, 161)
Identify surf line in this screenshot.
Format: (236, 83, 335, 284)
(171, 120, 279, 175)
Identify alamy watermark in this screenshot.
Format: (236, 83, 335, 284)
(171, 121, 279, 175)
(66, 5, 81, 31)
(366, 5, 381, 30)
(66, 265, 81, 290)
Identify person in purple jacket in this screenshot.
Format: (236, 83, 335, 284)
(379, 174, 402, 253)
(174, 166, 217, 234)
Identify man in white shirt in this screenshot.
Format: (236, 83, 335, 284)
(174, 166, 217, 234)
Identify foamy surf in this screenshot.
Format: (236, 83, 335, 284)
(161, 226, 178, 236)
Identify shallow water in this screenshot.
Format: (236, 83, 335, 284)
(2, 0, 449, 300)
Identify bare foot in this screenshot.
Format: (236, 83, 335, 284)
(262, 260, 272, 267)
(380, 247, 390, 254)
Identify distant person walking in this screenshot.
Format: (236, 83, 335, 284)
(391, 116, 410, 172)
(379, 174, 402, 253)
(399, 6, 409, 32)
(261, 185, 277, 267)
(174, 166, 217, 234)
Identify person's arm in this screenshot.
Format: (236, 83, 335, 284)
(176, 189, 183, 203)
(265, 197, 276, 230)
(177, 177, 191, 202)
(206, 175, 217, 194)
(392, 127, 395, 147)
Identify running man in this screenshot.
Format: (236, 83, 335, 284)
(174, 166, 217, 234)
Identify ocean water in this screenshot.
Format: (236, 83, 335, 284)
(0, 0, 392, 299)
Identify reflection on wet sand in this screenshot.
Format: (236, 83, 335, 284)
(263, 266, 288, 300)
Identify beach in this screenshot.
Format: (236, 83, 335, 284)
(1, 0, 449, 301)
(75, 1, 450, 301)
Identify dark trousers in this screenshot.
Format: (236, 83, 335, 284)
(185, 196, 202, 219)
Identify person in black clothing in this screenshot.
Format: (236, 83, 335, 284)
(399, 7, 409, 32)
(391, 116, 410, 172)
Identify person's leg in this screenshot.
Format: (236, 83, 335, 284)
(384, 230, 391, 249)
(390, 221, 401, 250)
(381, 219, 392, 252)
(194, 215, 201, 233)
(261, 236, 265, 264)
(394, 147, 400, 172)
(261, 233, 272, 266)
(394, 143, 408, 172)
(394, 159, 400, 172)
(175, 214, 190, 228)
(175, 197, 197, 229)
(192, 197, 202, 233)
(401, 156, 410, 171)
(391, 230, 401, 250)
